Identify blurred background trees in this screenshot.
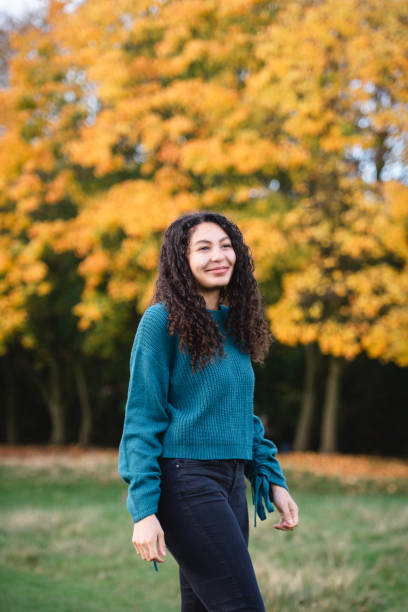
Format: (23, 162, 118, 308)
(0, 0, 407, 454)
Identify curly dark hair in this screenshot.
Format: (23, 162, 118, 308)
(150, 211, 272, 371)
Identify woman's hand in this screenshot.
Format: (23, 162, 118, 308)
(270, 484, 299, 531)
(132, 514, 167, 563)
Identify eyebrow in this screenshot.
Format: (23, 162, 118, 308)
(194, 237, 230, 245)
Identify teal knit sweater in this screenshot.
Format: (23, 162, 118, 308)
(118, 302, 288, 528)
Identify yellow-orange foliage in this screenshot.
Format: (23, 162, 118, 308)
(0, 0, 407, 365)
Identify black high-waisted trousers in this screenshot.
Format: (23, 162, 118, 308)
(157, 458, 266, 612)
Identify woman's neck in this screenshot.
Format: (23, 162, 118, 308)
(200, 289, 220, 310)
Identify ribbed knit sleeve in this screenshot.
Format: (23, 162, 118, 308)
(244, 414, 289, 526)
(118, 304, 172, 523)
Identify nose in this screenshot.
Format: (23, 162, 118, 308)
(210, 246, 225, 262)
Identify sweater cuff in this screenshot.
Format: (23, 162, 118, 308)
(245, 463, 289, 526)
(127, 495, 159, 524)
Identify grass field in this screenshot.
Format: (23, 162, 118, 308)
(0, 448, 407, 612)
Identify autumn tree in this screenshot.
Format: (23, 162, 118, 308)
(257, 0, 408, 451)
(1, 0, 407, 450)
(0, 4, 93, 443)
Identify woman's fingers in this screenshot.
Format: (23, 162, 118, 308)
(273, 521, 289, 530)
(273, 516, 294, 530)
(132, 539, 141, 556)
(270, 485, 299, 531)
(134, 538, 166, 562)
(273, 513, 296, 530)
(277, 503, 293, 528)
(139, 542, 151, 561)
(131, 514, 167, 562)
(273, 494, 299, 531)
(148, 539, 165, 563)
(272, 500, 290, 530)
(289, 500, 299, 526)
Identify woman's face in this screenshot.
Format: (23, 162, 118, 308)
(187, 222, 236, 291)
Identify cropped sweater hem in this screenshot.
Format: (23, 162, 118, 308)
(161, 445, 253, 461)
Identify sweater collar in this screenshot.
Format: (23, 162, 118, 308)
(207, 304, 228, 315)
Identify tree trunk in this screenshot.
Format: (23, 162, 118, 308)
(74, 359, 92, 447)
(293, 343, 321, 451)
(48, 356, 66, 444)
(2, 357, 18, 444)
(319, 355, 343, 453)
(35, 355, 66, 445)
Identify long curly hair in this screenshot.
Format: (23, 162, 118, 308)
(150, 211, 272, 371)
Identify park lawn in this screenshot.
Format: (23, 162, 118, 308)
(0, 460, 407, 612)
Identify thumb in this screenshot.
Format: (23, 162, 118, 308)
(157, 531, 166, 557)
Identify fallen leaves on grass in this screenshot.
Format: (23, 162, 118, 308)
(278, 452, 408, 494)
(0, 446, 407, 493)
(278, 452, 408, 482)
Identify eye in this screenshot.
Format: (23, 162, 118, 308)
(222, 243, 232, 248)
(199, 246, 209, 251)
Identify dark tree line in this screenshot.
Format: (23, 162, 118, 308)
(2, 337, 407, 458)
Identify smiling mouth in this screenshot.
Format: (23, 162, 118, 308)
(206, 267, 229, 272)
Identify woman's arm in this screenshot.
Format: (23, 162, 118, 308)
(118, 304, 172, 562)
(118, 340, 170, 521)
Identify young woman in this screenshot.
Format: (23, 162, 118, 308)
(118, 211, 298, 611)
